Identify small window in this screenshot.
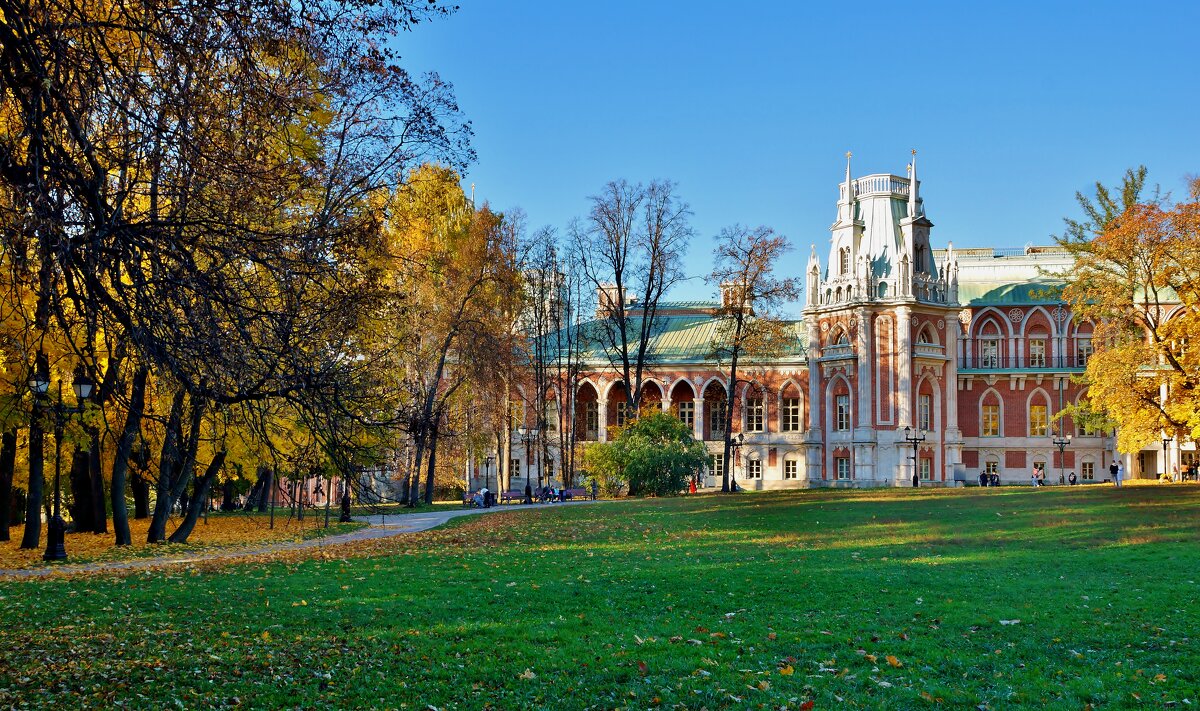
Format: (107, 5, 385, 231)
(747, 459, 762, 479)
(919, 457, 932, 481)
(1029, 404, 1048, 437)
(835, 457, 851, 480)
(784, 460, 798, 479)
(584, 402, 599, 438)
(982, 403, 1000, 437)
(510, 459, 522, 479)
(985, 460, 999, 477)
(1029, 338, 1046, 368)
(712, 454, 725, 480)
(1081, 462, 1095, 480)
(746, 397, 765, 432)
(839, 248, 850, 275)
(918, 394, 932, 431)
(835, 394, 851, 431)
(1077, 339, 1093, 367)
(709, 402, 727, 439)
(782, 398, 802, 432)
(980, 339, 1000, 368)
(676, 401, 695, 430)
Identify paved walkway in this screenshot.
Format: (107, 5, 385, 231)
(0, 500, 597, 579)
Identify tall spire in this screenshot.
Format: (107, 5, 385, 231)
(838, 151, 855, 224)
(908, 149, 920, 218)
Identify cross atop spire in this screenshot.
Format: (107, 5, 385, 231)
(908, 149, 921, 218)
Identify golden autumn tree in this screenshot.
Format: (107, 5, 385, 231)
(1058, 174, 1200, 453)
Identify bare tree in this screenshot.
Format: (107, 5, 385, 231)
(571, 180, 692, 414)
(707, 225, 799, 492)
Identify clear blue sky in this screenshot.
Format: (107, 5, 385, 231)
(399, 1, 1200, 313)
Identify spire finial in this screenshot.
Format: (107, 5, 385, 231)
(843, 151, 853, 204)
(908, 149, 920, 217)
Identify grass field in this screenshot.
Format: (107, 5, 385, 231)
(2, 485, 1199, 709)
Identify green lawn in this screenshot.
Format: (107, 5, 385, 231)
(2, 486, 1199, 709)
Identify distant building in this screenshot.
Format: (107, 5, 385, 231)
(480, 155, 1183, 490)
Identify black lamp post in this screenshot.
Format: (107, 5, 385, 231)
(1053, 432, 1071, 485)
(517, 427, 540, 488)
(484, 454, 494, 507)
(1162, 435, 1172, 478)
(903, 426, 927, 487)
(730, 432, 744, 490)
(339, 466, 353, 523)
(38, 367, 94, 562)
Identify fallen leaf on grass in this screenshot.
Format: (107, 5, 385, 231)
(519, 669, 536, 680)
(886, 655, 902, 668)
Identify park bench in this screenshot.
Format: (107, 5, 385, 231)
(499, 490, 526, 504)
(563, 487, 589, 500)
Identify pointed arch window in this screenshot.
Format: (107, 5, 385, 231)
(981, 394, 1001, 437)
(1029, 400, 1049, 437)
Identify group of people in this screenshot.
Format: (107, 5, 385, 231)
(978, 471, 1001, 487)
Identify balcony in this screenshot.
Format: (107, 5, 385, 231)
(959, 355, 1087, 372)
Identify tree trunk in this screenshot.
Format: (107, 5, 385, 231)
(423, 424, 440, 505)
(256, 466, 272, 513)
(19, 412, 44, 549)
(721, 344, 742, 493)
(69, 450, 94, 532)
(168, 451, 226, 543)
(244, 474, 263, 511)
(88, 430, 106, 533)
(132, 475, 150, 519)
(147, 390, 186, 543)
(221, 478, 235, 511)
(0, 429, 16, 541)
(111, 367, 148, 545)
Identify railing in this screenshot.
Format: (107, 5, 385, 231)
(913, 343, 945, 357)
(822, 344, 854, 359)
(959, 355, 1087, 370)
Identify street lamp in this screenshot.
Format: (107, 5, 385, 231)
(484, 454, 495, 506)
(730, 432, 744, 491)
(903, 426, 927, 487)
(1052, 432, 1071, 485)
(40, 367, 94, 562)
(517, 427, 540, 488)
(1162, 435, 1173, 479)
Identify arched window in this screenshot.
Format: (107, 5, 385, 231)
(1028, 394, 1049, 436)
(878, 282, 889, 299)
(839, 248, 850, 275)
(980, 392, 1001, 437)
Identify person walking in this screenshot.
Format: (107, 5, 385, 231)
(1115, 461, 1124, 488)
(1109, 461, 1119, 487)
(591, 479, 599, 500)
(979, 470, 988, 487)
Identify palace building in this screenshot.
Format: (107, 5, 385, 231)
(482, 156, 1182, 491)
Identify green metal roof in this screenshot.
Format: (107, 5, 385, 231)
(957, 278, 1064, 306)
(542, 314, 808, 366)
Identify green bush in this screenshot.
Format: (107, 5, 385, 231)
(583, 411, 709, 497)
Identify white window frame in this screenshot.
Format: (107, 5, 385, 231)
(835, 394, 851, 431)
(784, 459, 798, 479)
(713, 453, 725, 480)
(1081, 461, 1095, 480)
(835, 457, 851, 480)
(746, 397, 765, 433)
(782, 397, 802, 432)
(982, 402, 1000, 437)
(676, 401, 695, 430)
(1077, 338, 1093, 367)
(919, 457, 932, 481)
(1029, 338, 1047, 368)
(918, 394, 932, 431)
(980, 339, 999, 368)
(747, 459, 762, 479)
(1029, 403, 1048, 437)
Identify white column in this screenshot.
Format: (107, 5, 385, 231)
(597, 399, 608, 443)
(693, 397, 704, 441)
(895, 305, 912, 427)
